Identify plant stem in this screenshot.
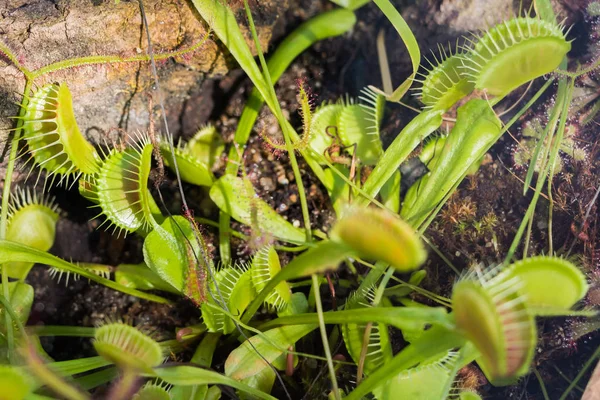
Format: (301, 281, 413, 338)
(0, 78, 32, 363)
(559, 344, 600, 400)
(242, 0, 312, 243)
(533, 367, 550, 400)
(505, 78, 574, 263)
(312, 274, 340, 399)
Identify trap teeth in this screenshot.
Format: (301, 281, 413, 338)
(93, 321, 163, 372)
(463, 17, 570, 96)
(21, 83, 100, 183)
(452, 266, 536, 386)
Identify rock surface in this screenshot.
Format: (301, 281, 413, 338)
(0, 0, 287, 145)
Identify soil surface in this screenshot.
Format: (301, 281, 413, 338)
(1, 0, 599, 399)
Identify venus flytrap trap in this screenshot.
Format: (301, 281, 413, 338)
(0, 365, 34, 400)
(461, 16, 571, 97)
(332, 207, 426, 272)
(341, 286, 392, 377)
(87, 133, 162, 237)
(251, 246, 292, 310)
(413, 44, 474, 112)
(16, 83, 101, 186)
(93, 321, 164, 373)
(3, 188, 59, 280)
(132, 382, 172, 400)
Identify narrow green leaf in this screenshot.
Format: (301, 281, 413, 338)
(260, 306, 452, 332)
(72, 367, 118, 391)
(0, 241, 171, 304)
(233, 8, 357, 149)
(191, 333, 221, 368)
(360, 109, 443, 203)
(401, 100, 501, 227)
(210, 175, 305, 244)
(372, 0, 420, 102)
(153, 366, 277, 400)
(45, 356, 111, 377)
(346, 326, 465, 400)
(380, 170, 401, 213)
(225, 324, 317, 380)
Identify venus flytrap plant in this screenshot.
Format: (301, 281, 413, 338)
(1, 0, 599, 398)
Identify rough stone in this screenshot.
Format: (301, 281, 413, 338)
(0, 0, 287, 148)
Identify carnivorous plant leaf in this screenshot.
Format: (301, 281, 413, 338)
(186, 125, 225, 168)
(462, 17, 571, 96)
(115, 263, 180, 294)
(416, 47, 474, 111)
(342, 287, 393, 375)
(225, 324, 317, 380)
(143, 215, 208, 296)
(452, 267, 536, 386)
(160, 140, 214, 187)
(360, 109, 443, 203)
(372, 351, 459, 400)
(401, 99, 501, 227)
(251, 246, 292, 310)
(93, 321, 163, 372)
(209, 175, 305, 244)
(332, 207, 426, 271)
(19, 83, 100, 181)
(201, 263, 255, 334)
(132, 383, 171, 400)
(242, 240, 355, 323)
(494, 256, 589, 312)
(91, 134, 160, 236)
(4, 188, 59, 280)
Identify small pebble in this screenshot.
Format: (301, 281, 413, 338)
(292, 220, 300, 228)
(260, 177, 275, 191)
(289, 194, 297, 203)
(277, 174, 289, 185)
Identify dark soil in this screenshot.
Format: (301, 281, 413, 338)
(16, 0, 600, 399)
